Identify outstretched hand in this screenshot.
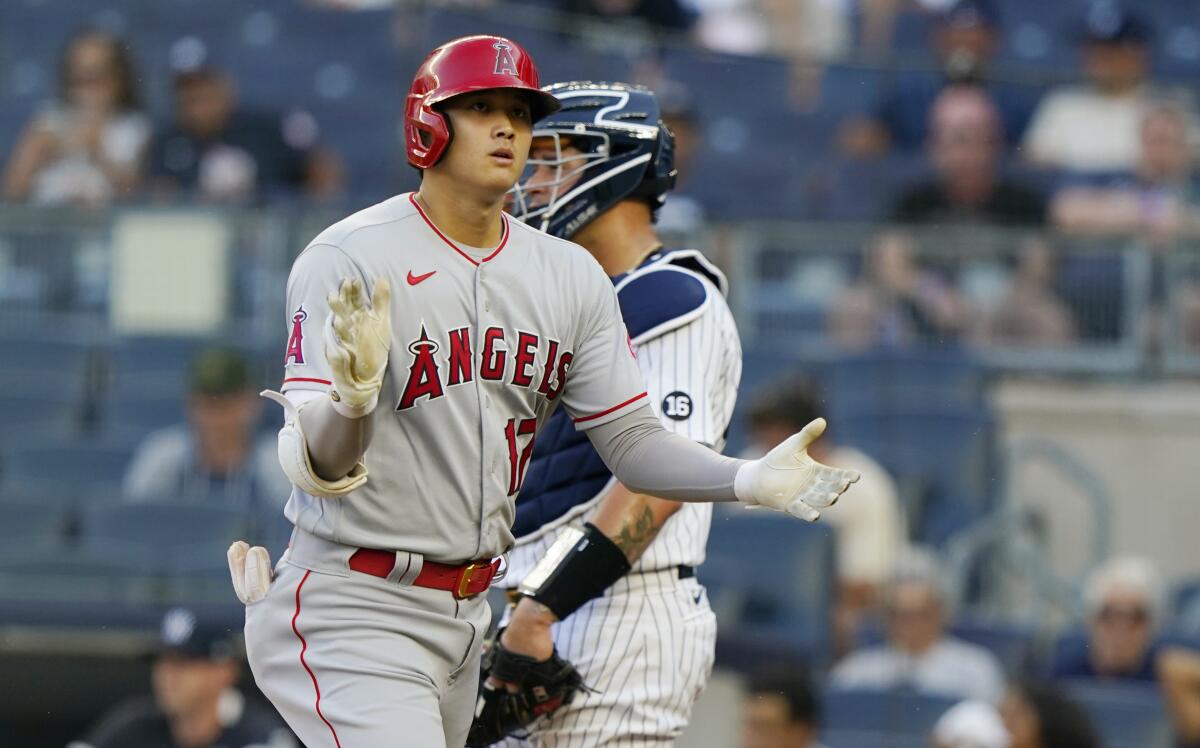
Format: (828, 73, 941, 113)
(735, 418, 861, 521)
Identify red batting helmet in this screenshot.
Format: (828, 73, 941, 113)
(405, 35, 561, 169)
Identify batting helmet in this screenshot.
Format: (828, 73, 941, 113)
(508, 82, 677, 240)
(405, 35, 561, 170)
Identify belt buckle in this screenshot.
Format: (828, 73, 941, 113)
(454, 561, 489, 599)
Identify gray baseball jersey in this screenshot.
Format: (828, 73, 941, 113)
(279, 193, 648, 563)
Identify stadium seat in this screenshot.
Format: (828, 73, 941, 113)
(818, 730, 926, 748)
(0, 548, 158, 604)
(950, 617, 1038, 675)
(1059, 679, 1171, 748)
(834, 401, 994, 544)
(0, 501, 71, 551)
(821, 688, 956, 737)
(80, 502, 251, 563)
(0, 440, 134, 495)
(110, 336, 209, 377)
(822, 348, 987, 415)
(703, 511, 835, 661)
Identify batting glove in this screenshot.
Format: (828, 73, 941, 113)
(733, 418, 861, 521)
(227, 541, 273, 605)
(325, 277, 392, 418)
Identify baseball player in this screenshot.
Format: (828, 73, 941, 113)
(225, 36, 859, 748)
(484, 82, 741, 746)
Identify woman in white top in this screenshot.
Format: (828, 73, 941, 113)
(4, 30, 150, 205)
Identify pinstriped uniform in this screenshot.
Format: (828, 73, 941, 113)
(498, 250, 742, 746)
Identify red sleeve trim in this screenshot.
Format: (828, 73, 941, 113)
(283, 377, 332, 386)
(573, 391, 648, 424)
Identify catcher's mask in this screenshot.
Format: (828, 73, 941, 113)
(507, 81, 676, 240)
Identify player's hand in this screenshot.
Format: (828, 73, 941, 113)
(734, 418, 861, 521)
(228, 541, 273, 604)
(500, 598, 556, 660)
(325, 277, 392, 418)
(492, 599, 556, 691)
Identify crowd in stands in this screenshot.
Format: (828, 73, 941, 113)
(3, 29, 341, 208)
(5, 0, 1199, 353)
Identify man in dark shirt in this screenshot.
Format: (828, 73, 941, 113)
(71, 607, 295, 748)
(840, 0, 1040, 158)
(148, 47, 341, 203)
(893, 84, 1045, 227)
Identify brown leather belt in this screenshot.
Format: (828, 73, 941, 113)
(348, 548, 501, 599)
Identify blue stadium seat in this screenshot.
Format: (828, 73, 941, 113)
(1, 440, 134, 494)
(111, 336, 209, 377)
(835, 404, 994, 544)
(818, 730, 927, 748)
(823, 348, 987, 416)
(0, 548, 157, 604)
(822, 688, 956, 737)
(80, 503, 251, 563)
(1059, 679, 1170, 748)
(703, 511, 835, 661)
(0, 500, 70, 551)
(0, 390, 84, 441)
(950, 617, 1037, 675)
(0, 328, 103, 378)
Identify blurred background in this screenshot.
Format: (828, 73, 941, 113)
(1, 0, 1199, 746)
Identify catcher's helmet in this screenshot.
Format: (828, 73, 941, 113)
(508, 81, 677, 240)
(405, 35, 561, 169)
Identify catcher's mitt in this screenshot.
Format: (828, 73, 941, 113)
(465, 638, 585, 747)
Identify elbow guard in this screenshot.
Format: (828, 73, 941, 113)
(261, 390, 368, 498)
(517, 523, 632, 621)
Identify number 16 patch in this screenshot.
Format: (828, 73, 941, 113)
(662, 391, 692, 421)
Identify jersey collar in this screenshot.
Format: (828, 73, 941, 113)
(409, 192, 509, 266)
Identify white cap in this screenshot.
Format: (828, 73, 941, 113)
(933, 700, 1010, 748)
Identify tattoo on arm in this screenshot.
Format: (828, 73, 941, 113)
(612, 504, 661, 562)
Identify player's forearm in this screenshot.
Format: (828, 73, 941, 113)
(586, 405, 743, 502)
(590, 482, 682, 563)
(298, 396, 375, 480)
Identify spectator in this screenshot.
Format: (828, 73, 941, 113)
(740, 667, 825, 748)
(893, 85, 1046, 227)
(839, 0, 1040, 158)
(1052, 555, 1166, 682)
(122, 347, 290, 529)
(692, 0, 853, 61)
(70, 607, 295, 748)
(999, 680, 1101, 748)
(1159, 646, 1200, 748)
(1052, 102, 1200, 239)
(654, 87, 706, 239)
(831, 547, 1006, 703)
(743, 378, 904, 657)
(1050, 102, 1200, 351)
(828, 231, 968, 347)
(147, 38, 342, 203)
(563, 0, 696, 33)
(933, 700, 1010, 748)
(3, 29, 150, 205)
(976, 238, 1077, 346)
(1022, 2, 1184, 173)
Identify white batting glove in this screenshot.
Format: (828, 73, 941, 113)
(227, 541, 273, 605)
(733, 418, 861, 521)
(325, 277, 392, 418)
